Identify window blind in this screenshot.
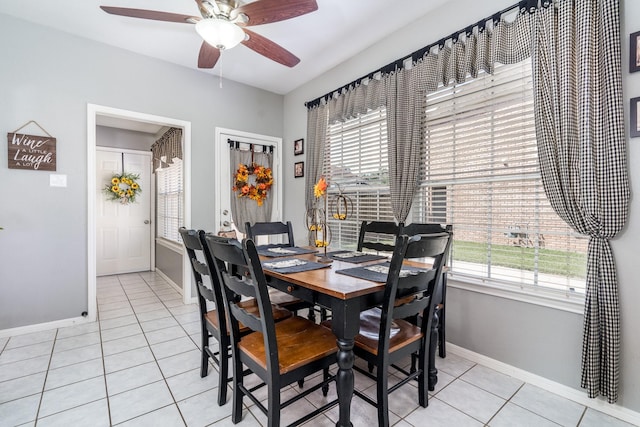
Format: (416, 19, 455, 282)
(324, 107, 395, 250)
(414, 59, 587, 296)
(156, 157, 183, 243)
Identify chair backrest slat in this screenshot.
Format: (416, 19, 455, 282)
(191, 258, 209, 277)
(221, 271, 257, 300)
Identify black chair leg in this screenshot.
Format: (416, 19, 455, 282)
(217, 345, 229, 406)
(438, 275, 447, 358)
(322, 368, 330, 396)
(438, 306, 446, 358)
(231, 359, 244, 424)
(200, 331, 209, 378)
(428, 311, 439, 391)
(376, 368, 390, 427)
(297, 379, 304, 388)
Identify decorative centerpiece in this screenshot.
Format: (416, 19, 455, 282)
(104, 172, 141, 204)
(232, 162, 273, 206)
(330, 184, 353, 221)
(306, 177, 332, 263)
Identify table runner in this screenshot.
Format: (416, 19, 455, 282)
(257, 245, 319, 257)
(262, 258, 331, 274)
(336, 262, 432, 283)
(325, 250, 388, 264)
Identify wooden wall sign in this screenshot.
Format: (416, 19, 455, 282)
(7, 121, 56, 171)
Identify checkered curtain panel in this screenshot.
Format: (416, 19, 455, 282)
(151, 127, 183, 171)
(305, 104, 329, 217)
(530, 0, 629, 402)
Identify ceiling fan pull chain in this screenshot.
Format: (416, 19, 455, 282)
(219, 51, 224, 88)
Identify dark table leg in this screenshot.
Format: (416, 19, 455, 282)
(336, 338, 355, 427)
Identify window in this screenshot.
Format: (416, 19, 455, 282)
(156, 157, 183, 243)
(413, 58, 587, 297)
(324, 107, 394, 249)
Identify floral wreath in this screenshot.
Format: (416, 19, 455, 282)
(104, 172, 141, 204)
(232, 162, 273, 206)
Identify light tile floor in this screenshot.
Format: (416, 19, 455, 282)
(0, 272, 636, 427)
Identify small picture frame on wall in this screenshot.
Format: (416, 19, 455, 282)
(294, 138, 304, 155)
(631, 97, 640, 138)
(631, 31, 640, 73)
(294, 161, 304, 178)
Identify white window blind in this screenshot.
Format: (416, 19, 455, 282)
(324, 107, 394, 250)
(156, 157, 183, 243)
(413, 58, 587, 296)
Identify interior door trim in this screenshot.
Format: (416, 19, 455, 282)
(88, 104, 192, 323)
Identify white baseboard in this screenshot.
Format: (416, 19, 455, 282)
(0, 316, 91, 339)
(154, 268, 183, 295)
(447, 343, 640, 426)
(154, 268, 197, 305)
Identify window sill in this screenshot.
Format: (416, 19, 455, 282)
(156, 238, 183, 254)
(447, 275, 585, 315)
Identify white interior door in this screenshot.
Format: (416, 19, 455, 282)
(215, 128, 282, 242)
(96, 148, 152, 275)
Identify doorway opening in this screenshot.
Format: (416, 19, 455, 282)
(87, 104, 192, 323)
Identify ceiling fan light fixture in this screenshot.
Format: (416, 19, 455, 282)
(196, 18, 245, 50)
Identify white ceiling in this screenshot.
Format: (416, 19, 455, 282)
(0, 0, 448, 95)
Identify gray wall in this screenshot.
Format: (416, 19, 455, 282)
(155, 244, 183, 290)
(283, 0, 640, 413)
(96, 126, 157, 151)
(0, 13, 283, 330)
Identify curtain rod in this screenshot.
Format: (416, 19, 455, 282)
(228, 139, 274, 154)
(305, 0, 538, 109)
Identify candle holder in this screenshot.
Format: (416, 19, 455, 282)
(307, 177, 332, 263)
(330, 185, 353, 221)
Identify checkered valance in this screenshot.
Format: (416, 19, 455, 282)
(151, 127, 182, 171)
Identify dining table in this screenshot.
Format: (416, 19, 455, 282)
(260, 248, 437, 427)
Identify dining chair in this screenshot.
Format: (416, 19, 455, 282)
(206, 236, 339, 427)
(400, 223, 452, 359)
(245, 221, 295, 247)
(356, 220, 402, 253)
(327, 231, 452, 427)
(179, 228, 292, 406)
(245, 220, 325, 322)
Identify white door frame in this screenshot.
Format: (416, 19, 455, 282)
(87, 104, 192, 322)
(214, 127, 283, 235)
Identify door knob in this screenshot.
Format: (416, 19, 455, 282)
(144, 220, 150, 224)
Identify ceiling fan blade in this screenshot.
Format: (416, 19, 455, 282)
(233, 0, 318, 26)
(242, 29, 300, 67)
(100, 6, 199, 24)
(198, 42, 221, 68)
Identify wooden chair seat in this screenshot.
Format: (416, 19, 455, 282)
(239, 316, 337, 374)
(353, 308, 423, 356)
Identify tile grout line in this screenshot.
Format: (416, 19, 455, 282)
(32, 328, 59, 426)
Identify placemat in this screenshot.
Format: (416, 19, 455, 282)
(326, 250, 388, 264)
(257, 245, 319, 258)
(336, 262, 432, 283)
(262, 258, 331, 274)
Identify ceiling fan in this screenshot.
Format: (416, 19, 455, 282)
(100, 0, 318, 69)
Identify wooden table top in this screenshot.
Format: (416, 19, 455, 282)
(262, 250, 434, 301)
